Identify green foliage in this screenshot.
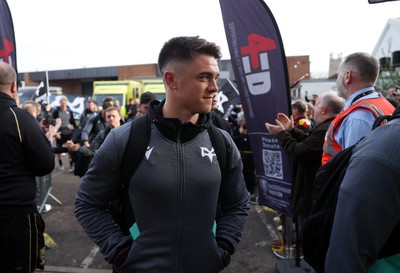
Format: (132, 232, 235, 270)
(376, 66, 400, 96)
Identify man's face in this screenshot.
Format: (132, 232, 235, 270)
(106, 110, 121, 128)
(88, 101, 97, 112)
(60, 99, 68, 110)
(336, 62, 347, 99)
(313, 96, 325, 124)
(136, 103, 149, 117)
(172, 54, 219, 115)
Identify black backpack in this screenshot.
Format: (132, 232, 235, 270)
(110, 115, 228, 235)
(302, 110, 400, 273)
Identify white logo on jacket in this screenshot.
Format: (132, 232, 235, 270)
(145, 146, 154, 160)
(201, 147, 216, 163)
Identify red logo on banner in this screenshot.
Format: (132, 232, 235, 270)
(240, 34, 276, 95)
(0, 38, 14, 64)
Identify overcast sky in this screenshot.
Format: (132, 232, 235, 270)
(6, 0, 400, 77)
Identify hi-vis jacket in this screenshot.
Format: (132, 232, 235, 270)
(322, 97, 395, 165)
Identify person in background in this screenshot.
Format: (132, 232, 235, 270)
(21, 101, 37, 118)
(52, 96, 77, 172)
(387, 85, 400, 106)
(75, 36, 250, 273)
(130, 91, 157, 120)
(81, 97, 114, 146)
(321, 52, 395, 165)
(211, 95, 233, 135)
(0, 62, 54, 273)
(79, 99, 98, 130)
(233, 115, 256, 204)
(291, 99, 313, 134)
(306, 101, 316, 128)
(65, 106, 122, 158)
(266, 91, 345, 248)
(125, 97, 137, 120)
(326, 105, 400, 273)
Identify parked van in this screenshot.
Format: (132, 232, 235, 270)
(140, 78, 166, 101)
(92, 80, 141, 118)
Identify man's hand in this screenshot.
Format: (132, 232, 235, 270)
(64, 140, 80, 152)
(276, 113, 293, 131)
(265, 113, 293, 135)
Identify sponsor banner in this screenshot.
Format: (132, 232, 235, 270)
(220, 0, 294, 216)
(0, 0, 17, 71)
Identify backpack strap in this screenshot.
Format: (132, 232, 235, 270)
(372, 105, 400, 130)
(207, 124, 228, 173)
(120, 115, 151, 190)
(116, 115, 151, 234)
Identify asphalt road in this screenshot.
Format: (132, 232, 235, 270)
(35, 156, 310, 273)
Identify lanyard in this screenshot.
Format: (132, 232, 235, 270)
(350, 90, 376, 105)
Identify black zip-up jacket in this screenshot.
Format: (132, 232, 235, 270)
(0, 92, 54, 214)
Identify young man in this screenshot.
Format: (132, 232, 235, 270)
(80, 97, 115, 147)
(75, 36, 250, 273)
(0, 62, 54, 272)
(65, 106, 122, 157)
(128, 91, 156, 120)
(322, 52, 395, 165)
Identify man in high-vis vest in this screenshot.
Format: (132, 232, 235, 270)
(321, 52, 395, 165)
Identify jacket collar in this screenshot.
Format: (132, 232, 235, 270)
(0, 92, 17, 111)
(148, 100, 212, 143)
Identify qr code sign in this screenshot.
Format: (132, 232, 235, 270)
(263, 149, 283, 179)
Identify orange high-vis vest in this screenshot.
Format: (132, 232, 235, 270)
(321, 97, 395, 165)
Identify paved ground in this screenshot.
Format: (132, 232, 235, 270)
(34, 156, 311, 273)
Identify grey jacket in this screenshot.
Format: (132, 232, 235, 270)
(75, 101, 250, 273)
(326, 116, 400, 273)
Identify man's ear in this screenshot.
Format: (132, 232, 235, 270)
(10, 81, 17, 98)
(164, 71, 177, 90)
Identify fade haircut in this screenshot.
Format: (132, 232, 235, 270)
(157, 36, 222, 74)
(343, 52, 379, 84)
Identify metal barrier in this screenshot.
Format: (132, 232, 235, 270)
(36, 174, 62, 213)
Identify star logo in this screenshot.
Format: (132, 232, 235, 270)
(201, 147, 216, 163)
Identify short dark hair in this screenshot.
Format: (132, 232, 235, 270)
(343, 52, 379, 84)
(140, 92, 157, 104)
(158, 36, 222, 74)
(102, 97, 114, 109)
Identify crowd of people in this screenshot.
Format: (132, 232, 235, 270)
(1, 36, 400, 273)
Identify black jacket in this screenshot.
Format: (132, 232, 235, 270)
(0, 92, 54, 213)
(276, 118, 334, 215)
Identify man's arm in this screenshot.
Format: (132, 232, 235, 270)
(215, 131, 250, 254)
(326, 151, 400, 272)
(74, 124, 132, 263)
(81, 115, 95, 146)
(22, 112, 55, 175)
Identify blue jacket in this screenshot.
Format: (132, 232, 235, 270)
(75, 100, 250, 273)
